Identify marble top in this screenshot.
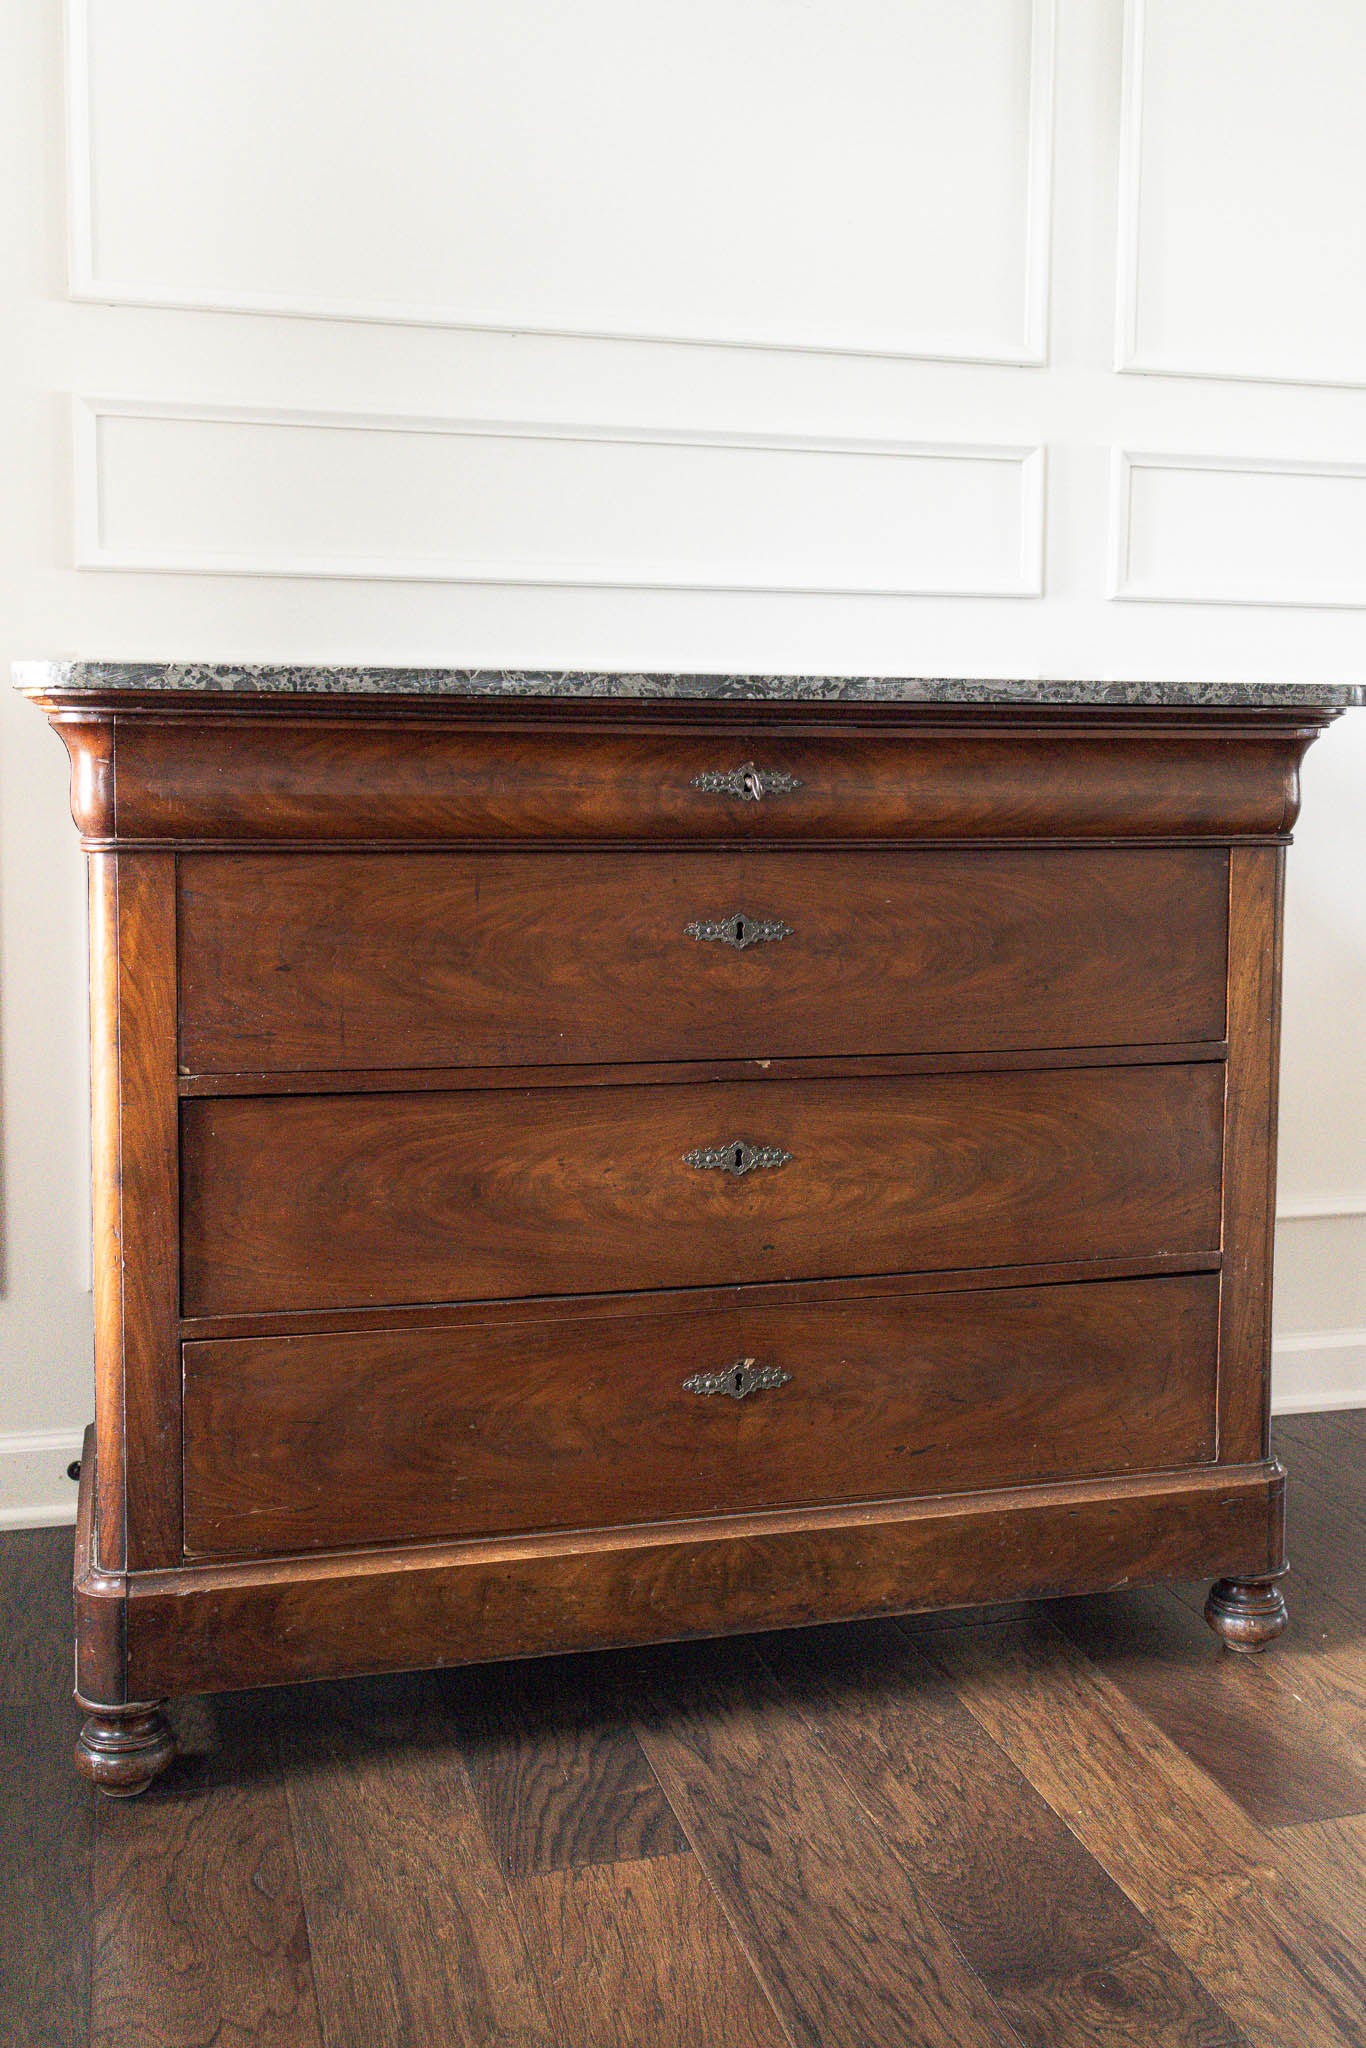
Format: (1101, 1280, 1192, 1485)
(13, 663, 1364, 709)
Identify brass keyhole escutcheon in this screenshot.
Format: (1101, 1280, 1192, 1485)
(683, 1139, 792, 1177)
(684, 910, 794, 951)
(690, 763, 804, 802)
(683, 1358, 791, 1400)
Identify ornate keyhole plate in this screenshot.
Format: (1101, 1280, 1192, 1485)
(683, 1139, 792, 1176)
(684, 911, 794, 951)
(683, 1358, 791, 1400)
(690, 762, 804, 802)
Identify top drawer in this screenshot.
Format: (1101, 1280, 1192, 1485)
(109, 719, 1302, 843)
(178, 847, 1228, 1073)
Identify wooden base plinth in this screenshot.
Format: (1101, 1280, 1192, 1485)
(102, 1460, 1285, 1702)
(72, 1419, 1286, 1763)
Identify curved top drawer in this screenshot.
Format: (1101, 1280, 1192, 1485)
(76, 713, 1304, 843)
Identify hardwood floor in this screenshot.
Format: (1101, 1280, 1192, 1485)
(3, 1410, 1365, 2048)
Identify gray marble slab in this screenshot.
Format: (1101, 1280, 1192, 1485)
(13, 662, 1365, 708)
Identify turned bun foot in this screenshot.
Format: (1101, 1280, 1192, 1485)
(1204, 1575, 1289, 1653)
(75, 1699, 175, 1796)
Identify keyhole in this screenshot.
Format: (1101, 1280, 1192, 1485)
(732, 1368, 744, 1393)
(733, 916, 746, 945)
(732, 1144, 744, 1170)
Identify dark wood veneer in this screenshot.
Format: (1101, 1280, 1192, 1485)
(180, 1063, 1224, 1315)
(182, 1274, 1220, 1556)
(116, 1461, 1285, 1700)
(1219, 846, 1285, 1464)
(106, 858, 182, 1570)
(26, 685, 1328, 1792)
(177, 846, 1228, 1072)
(40, 697, 1322, 847)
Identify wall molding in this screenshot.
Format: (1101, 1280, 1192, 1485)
(66, 0, 1056, 368)
(0, 1428, 84, 1530)
(1107, 449, 1366, 610)
(1272, 1207, 1366, 1413)
(75, 395, 1047, 597)
(1272, 1328, 1366, 1416)
(1277, 1195, 1366, 1223)
(1115, 0, 1366, 391)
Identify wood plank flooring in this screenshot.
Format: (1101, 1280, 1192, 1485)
(3, 1410, 1365, 2048)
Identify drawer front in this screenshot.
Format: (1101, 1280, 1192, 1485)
(114, 718, 1301, 843)
(181, 1064, 1223, 1316)
(181, 1274, 1220, 1557)
(178, 847, 1228, 1073)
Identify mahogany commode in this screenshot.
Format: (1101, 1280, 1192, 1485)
(18, 665, 1361, 1794)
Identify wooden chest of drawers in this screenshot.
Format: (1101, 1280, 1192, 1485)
(23, 669, 1351, 1794)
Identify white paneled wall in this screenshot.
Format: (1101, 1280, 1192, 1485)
(1117, 0, 1366, 386)
(71, 0, 1055, 363)
(78, 400, 1046, 596)
(1111, 453, 1366, 610)
(3, 0, 1366, 1521)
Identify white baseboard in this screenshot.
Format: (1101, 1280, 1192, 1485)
(0, 1428, 85, 1529)
(1272, 1329, 1366, 1416)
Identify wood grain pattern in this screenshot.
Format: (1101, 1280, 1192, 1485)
(1272, 1465, 1366, 1628)
(54, 709, 114, 838)
(1180, 1560, 1366, 1705)
(181, 1275, 1221, 1557)
(176, 845, 1229, 1073)
(441, 1653, 686, 1876)
(11, 1416, 1366, 2048)
(72, 1430, 127, 1717)
(1052, 1586, 1366, 1827)
(758, 1619, 1245, 2046)
(634, 1638, 1015, 2048)
(90, 1692, 320, 2048)
(33, 686, 1342, 1764)
(1261, 1811, 1366, 1986)
(929, 1613, 1366, 2047)
(510, 1853, 792, 2048)
(0, 1702, 91, 2048)
(181, 1063, 1225, 1315)
(94, 710, 1316, 845)
(1230, 1429, 1366, 1655)
(1165, 1428, 1366, 1817)
(1278, 1409, 1366, 1459)
(1276, 1412, 1366, 1540)
(1218, 848, 1284, 1466)
(110, 855, 182, 1568)
(0, 1533, 91, 2048)
(0, 1525, 76, 1705)
(278, 1674, 555, 2048)
(125, 1462, 1283, 1726)
(89, 853, 126, 1568)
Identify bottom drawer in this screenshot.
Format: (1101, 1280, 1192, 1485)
(182, 1274, 1219, 1559)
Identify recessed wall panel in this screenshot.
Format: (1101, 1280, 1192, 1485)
(1113, 454, 1366, 608)
(74, 0, 1053, 362)
(79, 401, 1044, 597)
(1119, 0, 1366, 385)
